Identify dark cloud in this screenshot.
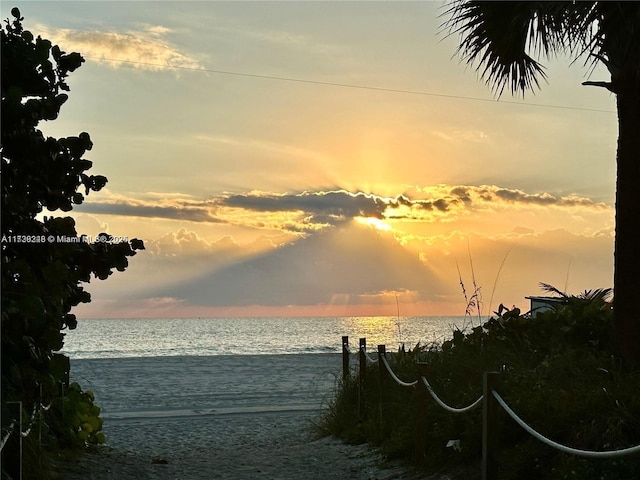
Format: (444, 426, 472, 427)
(220, 189, 459, 223)
(74, 185, 605, 228)
(221, 190, 392, 218)
(492, 188, 606, 207)
(494, 188, 554, 204)
(77, 189, 437, 227)
(432, 198, 450, 211)
(450, 186, 472, 203)
(445, 185, 607, 209)
(75, 202, 220, 223)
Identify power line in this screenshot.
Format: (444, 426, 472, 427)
(85, 56, 615, 114)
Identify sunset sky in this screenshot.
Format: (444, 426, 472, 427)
(6, 1, 618, 318)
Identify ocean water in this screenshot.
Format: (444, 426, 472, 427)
(61, 316, 479, 359)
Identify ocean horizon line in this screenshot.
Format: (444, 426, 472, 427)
(62, 316, 485, 360)
(77, 313, 485, 321)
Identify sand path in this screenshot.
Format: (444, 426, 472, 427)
(60, 411, 432, 480)
(59, 355, 469, 479)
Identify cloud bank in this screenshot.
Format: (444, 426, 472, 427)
(75, 185, 610, 234)
(68, 183, 613, 317)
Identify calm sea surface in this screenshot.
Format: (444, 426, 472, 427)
(62, 316, 481, 359)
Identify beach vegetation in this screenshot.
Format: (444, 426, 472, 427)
(318, 286, 640, 479)
(442, 1, 640, 365)
(1, 8, 143, 477)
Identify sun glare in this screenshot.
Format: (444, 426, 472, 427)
(356, 216, 392, 231)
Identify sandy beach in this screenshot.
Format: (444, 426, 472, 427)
(59, 354, 465, 479)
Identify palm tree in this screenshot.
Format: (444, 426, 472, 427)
(443, 1, 640, 364)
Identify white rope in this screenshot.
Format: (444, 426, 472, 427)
(493, 391, 640, 458)
(361, 348, 379, 363)
(20, 403, 39, 438)
(380, 355, 418, 387)
(421, 376, 483, 414)
(18, 401, 52, 439)
(0, 421, 16, 451)
(365, 352, 379, 363)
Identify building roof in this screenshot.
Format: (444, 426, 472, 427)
(525, 296, 566, 302)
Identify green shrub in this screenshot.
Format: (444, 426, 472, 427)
(320, 292, 640, 479)
(54, 382, 105, 447)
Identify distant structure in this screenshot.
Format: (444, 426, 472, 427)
(526, 296, 566, 316)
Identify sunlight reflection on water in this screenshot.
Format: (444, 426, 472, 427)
(62, 316, 483, 359)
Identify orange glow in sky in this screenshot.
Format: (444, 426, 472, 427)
(8, 1, 617, 318)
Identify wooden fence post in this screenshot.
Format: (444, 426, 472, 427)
(358, 338, 366, 418)
(483, 372, 501, 480)
(377, 344, 386, 427)
(342, 336, 349, 381)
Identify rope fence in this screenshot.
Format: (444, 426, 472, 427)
(362, 349, 379, 363)
(0, 420, 16, 452)
(380, 355, 417, 387)
(1, 390, 58, 480)
(1, 401, 22, 480)
(340, 336, 640, 480)
(492, 390, 640, 459)
(421, 376, 483, 414)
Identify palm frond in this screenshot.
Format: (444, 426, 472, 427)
(539, 283, 612, 305)
(578, 288, 612, 303)
(538, 282, 567, 298)
(441, 1, 588, 96)
(587, 2, 640, 84)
